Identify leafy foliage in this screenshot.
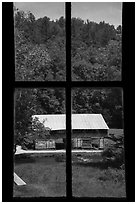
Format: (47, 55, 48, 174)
(71, 18, 122, 81)
(72, 88, 123, 128)
(14, 9, 66, 81)
(14, 8, 122, 81)
(22, 117, 51, 149)
(98, 167, 125, 183)
(15, 37, 51, 81)
(102, 134, 124, 167)
(14, 88, 65, 145)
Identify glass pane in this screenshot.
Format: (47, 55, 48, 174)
(13, 88, 66, 197)
(14, 2, 66, 81)
(71, 2, 122, 81)
(72, 88, 126, 198)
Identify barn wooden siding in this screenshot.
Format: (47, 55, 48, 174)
(35, 137, 66, 150)
(35, 139, 55, 150)
(72, 130, 107, 149)
(72, 137, 104, 149)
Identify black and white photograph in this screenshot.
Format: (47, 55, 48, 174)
(72, 88, 126, 197)
(71, 2, 122, 81)
(14, 2, 66, 81)
(13, 88, 66, 197)
(2, 1, 135, 202)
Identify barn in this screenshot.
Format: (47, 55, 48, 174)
(72, 114, 109, 149)
(32, 114, 109, 150)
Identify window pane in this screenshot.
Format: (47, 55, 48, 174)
(14, 88, 66, 197)
(14, 2, 66, 81)
(72, 87, 126, 198)
(71, 2, 122, 81)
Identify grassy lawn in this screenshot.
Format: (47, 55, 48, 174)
(14, 129, 125, 198)
(72, 153, 126, 198)
(72, 129, 125, 197)
(13, 154, 66, 197)
(14, 153, 126, 198)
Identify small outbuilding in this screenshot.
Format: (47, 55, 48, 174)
(32, 114, 109, 150)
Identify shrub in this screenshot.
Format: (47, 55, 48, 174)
(21, 117, 51, 149)
(98, 167, 125, 184)
(102, 134, 124, 167)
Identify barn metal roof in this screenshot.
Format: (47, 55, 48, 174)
(72, 114, 109, 130)
(32, 114, 66, 131)
(32, 114, 109, 130)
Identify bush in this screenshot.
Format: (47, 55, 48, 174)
(102, 134, 124, 167)
(22, 136, 35, 150)
(98, 167, 125, 184)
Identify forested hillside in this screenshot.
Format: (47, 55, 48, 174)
(71, 18, 122, 81)
(15, 88, 123, 144)
(14, 8, 122, 81)
(14, 9, 66, 81)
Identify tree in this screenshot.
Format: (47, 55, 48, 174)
(14, 88, 65, 145)
(71, 18, 84, 40)
(23, 44, 51, 81)
(46, 37, 66, 81)
(116, 25, 122, 34)
(22, 117, 51, 149)
(14, 9, 66, 81)
(14, 10, 35, 42)
(71, 18, 121, 81)
(14, 89, 39, 145)
(72, 88, 123, 128)
(15, 29, 52, 81)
